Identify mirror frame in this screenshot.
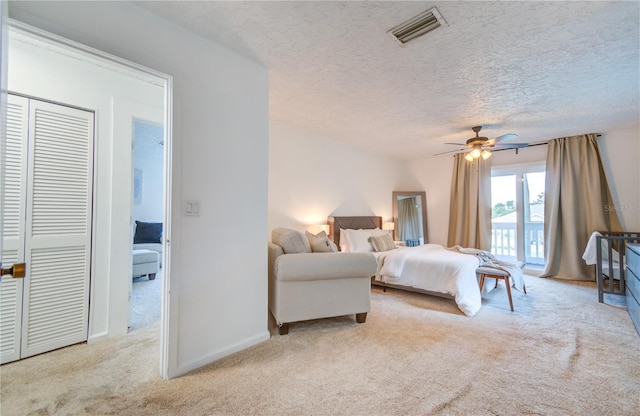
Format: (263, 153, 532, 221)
(392, 191, 428, 243)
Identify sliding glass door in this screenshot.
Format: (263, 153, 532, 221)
(491, 165, 546, 266)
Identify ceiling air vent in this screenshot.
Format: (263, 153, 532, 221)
(388, 7, 447, 46)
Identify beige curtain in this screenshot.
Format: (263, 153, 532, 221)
(447, 154, 492, 250)
(540, 134, 621, 280)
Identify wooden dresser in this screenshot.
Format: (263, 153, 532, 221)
(625, 243, 640, 335)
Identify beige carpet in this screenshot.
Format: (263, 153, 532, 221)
(2, 275, 639, 415)
(130, 270, 162, 332)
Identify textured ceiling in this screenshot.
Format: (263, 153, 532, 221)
(134, 1, 639, 160)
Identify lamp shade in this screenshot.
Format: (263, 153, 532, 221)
(310, 224, 330, 235)
(383, 222, 395, 231)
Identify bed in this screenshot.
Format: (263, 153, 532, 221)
(328, 216, 485, 316)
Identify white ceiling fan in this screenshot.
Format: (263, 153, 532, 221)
(435, 126, 528, 160)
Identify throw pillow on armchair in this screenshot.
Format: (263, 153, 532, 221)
(134, 221, 162, 244)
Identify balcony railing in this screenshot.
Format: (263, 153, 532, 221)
(491, 221, 545, 265)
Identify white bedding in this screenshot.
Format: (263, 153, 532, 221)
(373, 244, 482, 317)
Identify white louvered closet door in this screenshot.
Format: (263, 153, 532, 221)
(0, 95, 29, 364)
(1, 95, 94, 363)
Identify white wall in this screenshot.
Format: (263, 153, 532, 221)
(133, 122, 164, 223)
(7, 31, 164, 341)
(9, 1, 269, 378)
(268, 121, 420, 235)
(133, 157, 164, 222)
(489, 143, 548, 167)
(598, 127, 640, 231)
(409, 127, 640, 245)
(133, 157, 164, 223)
(406, 155, 454, 246)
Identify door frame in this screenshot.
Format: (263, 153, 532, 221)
(6, 20, 174, 378)
(1, 0, 8, 267)
(491, 162, 545, 265)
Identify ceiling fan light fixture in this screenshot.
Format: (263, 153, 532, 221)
(435, 125, 523, 160)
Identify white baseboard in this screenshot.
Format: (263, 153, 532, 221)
(87, 332, 109, 344)
(172, 330, 271, 378)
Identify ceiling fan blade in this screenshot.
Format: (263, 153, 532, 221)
(487, 133, 518, 145)
(433, 148, 466, 156)
(489, 143, 529, 149)
(444, 142, 468, 146)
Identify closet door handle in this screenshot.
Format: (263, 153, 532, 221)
(1, 263, 26, 278)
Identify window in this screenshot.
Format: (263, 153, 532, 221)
(491, 165, 545, 266)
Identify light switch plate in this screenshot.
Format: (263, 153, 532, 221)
(184, 200, 200, 216)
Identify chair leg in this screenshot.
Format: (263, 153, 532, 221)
(482, 272, 523, 310)
(504, 276, 514, 312)
(278, 323, 290, 335)
(523, 281, 527, 294)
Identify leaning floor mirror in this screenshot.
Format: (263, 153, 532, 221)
(392, 191, 428, 246)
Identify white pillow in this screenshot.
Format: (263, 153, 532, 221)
(371, 228, 389, 237)
(339, 228, 351, 252)
(272, 228, 311, 254)
(345, 228, 388, 253)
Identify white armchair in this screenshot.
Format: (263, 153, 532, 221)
(268, 238, 377, 335)
(133, 221, 163, 267)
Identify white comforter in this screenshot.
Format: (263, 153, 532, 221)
(374, 244, 481, 316)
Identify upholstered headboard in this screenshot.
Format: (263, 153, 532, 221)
(327, 216, 382, 250)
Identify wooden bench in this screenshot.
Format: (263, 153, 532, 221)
(477, 262, 526, 312)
